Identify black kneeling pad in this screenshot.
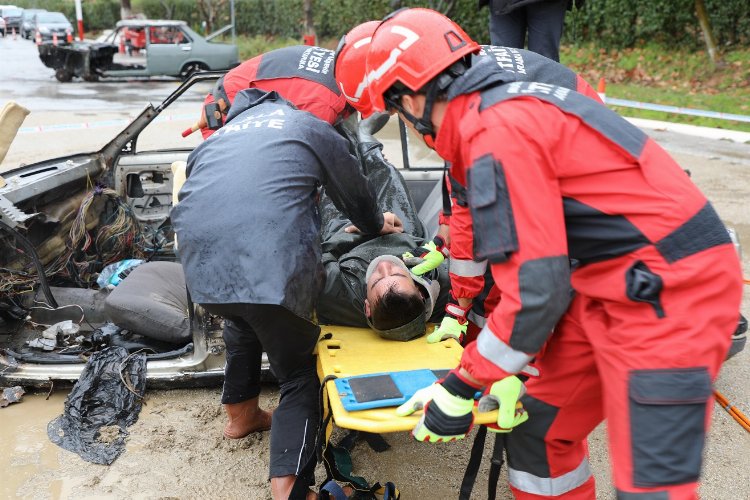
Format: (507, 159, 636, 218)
(104, 261, 190, 344)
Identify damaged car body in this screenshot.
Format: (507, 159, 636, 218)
(0, 73, 234, 388)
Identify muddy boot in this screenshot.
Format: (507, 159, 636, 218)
(223, 397, 273, 439)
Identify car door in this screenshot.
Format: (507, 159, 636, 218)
(145, 25, 193, 77)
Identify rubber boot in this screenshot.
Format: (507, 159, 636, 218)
(223, 397, 272, 439)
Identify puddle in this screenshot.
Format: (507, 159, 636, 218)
(0, 391, 67, 498)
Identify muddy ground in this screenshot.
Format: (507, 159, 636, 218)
(1, 106, 749, 499)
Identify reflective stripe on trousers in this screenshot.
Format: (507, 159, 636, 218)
(509, 457, 592, 496)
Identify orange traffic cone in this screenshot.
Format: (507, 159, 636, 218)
(597, 77, 606, 103)
(66, 31, 73, 43)
(35, 31, 41, 45)
(52, 32, 58, 46)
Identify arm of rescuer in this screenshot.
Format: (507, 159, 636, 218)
(458, 98, 572, 386)
(318, 124, 403, 236)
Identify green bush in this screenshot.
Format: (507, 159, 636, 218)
(12, 0, 750, 48)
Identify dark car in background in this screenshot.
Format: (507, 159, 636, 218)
(0, 5, 23, 34)
(21, 8, 45, 39)
(32, 11, 72, 41)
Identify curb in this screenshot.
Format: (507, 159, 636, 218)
(623, 117, 750, 144)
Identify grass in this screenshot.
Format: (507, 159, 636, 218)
(560, 43, 750, 132)
(228, 36, 750, 132)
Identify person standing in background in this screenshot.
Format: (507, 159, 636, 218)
(480, 0, 583, 62)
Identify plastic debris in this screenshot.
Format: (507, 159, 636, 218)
(26, 337, 57, 351)
(47, 346, 146, 465)
(96, 259, 144, 289)
(42, 319, 80, 339)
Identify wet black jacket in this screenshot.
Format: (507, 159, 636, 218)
(172, 89, 383, 319)
(316, 142, 451, 327)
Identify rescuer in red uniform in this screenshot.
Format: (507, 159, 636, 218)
(184, 45, 350, 139)
(334, 20, 603, 346)
(349, 8, 743, 499)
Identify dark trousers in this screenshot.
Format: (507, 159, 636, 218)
(202, 302, 321, 479)
(489, 0, 568, 62)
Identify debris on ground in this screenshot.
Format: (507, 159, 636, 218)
(1, 385, 25, 407)
(47, 346, 146, 465)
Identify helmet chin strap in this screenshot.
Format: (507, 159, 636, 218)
(387, 79, 441, 149)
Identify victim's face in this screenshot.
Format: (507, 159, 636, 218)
(364, 256, 419, 313)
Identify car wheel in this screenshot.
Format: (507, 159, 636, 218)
(55, 68, 73, 83)
(180, 62, 208, 81)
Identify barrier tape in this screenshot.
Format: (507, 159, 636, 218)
(605, 97, 750, 124)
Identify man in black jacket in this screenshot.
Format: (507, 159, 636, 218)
(172, 88, 402, 499)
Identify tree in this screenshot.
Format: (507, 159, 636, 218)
(198, 0, 228, 34)
(120, 0, 132, 20)
(695, 0, 723, 67)
(303, 0, 315, 38)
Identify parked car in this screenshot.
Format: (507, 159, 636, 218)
(21, 8, 45, 39)
(32, 11, 72, 41)
(0, 5, 22, 34)
(37, 19, 239, 82)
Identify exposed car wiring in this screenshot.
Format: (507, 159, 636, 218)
(0, 218, 59, 307)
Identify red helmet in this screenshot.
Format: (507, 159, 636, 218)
(334, 21, 381, 118)
(366, 8, 480, 113)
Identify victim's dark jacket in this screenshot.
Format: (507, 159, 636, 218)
(316, 141, 451, 327)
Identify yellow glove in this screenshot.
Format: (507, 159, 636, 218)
(477, 376, 529, 432)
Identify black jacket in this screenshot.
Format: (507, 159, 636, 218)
(316, 142, 451, 327)
(172, 89, 383, 319)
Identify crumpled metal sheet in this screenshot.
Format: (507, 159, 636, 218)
(47, 346, 146, 465)
(1, 385, 25, 407)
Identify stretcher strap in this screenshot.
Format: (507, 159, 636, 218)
(459, 425, 487, 499)
(459, 427, 506, 500)
(487, 434, 506, 500)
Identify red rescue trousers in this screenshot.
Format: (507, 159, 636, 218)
(504, 243, 741, 499)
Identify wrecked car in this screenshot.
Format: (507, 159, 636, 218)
(38, 19, 239, 82)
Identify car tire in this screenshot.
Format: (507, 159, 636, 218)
(180, 62, 208, 81)
(55, 68, 73, 83)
